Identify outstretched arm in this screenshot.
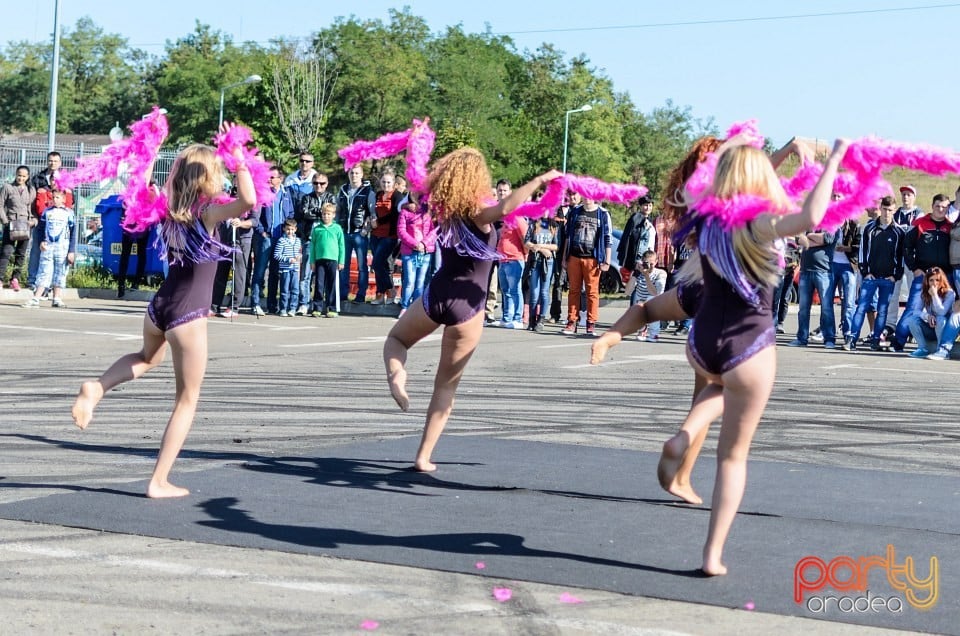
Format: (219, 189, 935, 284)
(474, 169, 563, 227)
(768, 138, 850, 239)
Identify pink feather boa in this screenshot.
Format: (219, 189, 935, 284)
(56, 106, 169, 192)
(213, 125, 275, 210)
(503, 174, 648, 224)
(689, 121, 960, 231)
(338, 118, 435, 192)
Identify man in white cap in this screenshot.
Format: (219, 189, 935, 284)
(886, 185, 924, 332)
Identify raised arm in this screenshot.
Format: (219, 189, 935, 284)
(769, 139, 850, 239)
(474, 169, 563, 227)
(203, 122, 257, 227)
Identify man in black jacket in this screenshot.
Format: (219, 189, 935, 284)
(336, 165, 376, 302)
(294, 173, 336, 314)
(846, 197, 906, 350)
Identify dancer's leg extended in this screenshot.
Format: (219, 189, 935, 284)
(413, 312, 484, 472)
(383, 300, 439, 412)
(701, 346, 775, 576)
(146, 318, 208, 499)
(72, 313, 167, 430)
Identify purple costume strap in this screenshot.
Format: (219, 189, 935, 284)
(437, 217, 503, 261)
(156, 215, 234, 266)
(698, 218, 760, 305)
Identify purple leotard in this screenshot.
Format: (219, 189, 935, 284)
(688, 254, 775, 375)
(676, 280, 704, 317)
(422, 221, 497, 326)
(147, 221, 223, 331)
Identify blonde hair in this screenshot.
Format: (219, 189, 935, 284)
(683, 146, 790, 289)
(426, 147, 491, 224)
(165, 144, 225, 224)
(321, 202, 336, 216)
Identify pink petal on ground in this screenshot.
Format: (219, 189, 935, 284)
(559, 592, 583, 604)
(493, 587, 512, 602)
(360, 619, 380, 630)
(743, 601, 756, 611)
(475, 561, 486, 569)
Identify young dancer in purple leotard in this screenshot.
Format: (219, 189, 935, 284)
(383, 147, 562, 472)
(653, 137, 850, 575)
(71, 124, 256, 498)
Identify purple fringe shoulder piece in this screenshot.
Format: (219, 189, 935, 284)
(699, 218, 760, 305)
(437, 217, 504, 261)
(156, 213, 234, 266)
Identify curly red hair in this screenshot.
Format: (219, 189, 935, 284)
(660, 136, 724, 226)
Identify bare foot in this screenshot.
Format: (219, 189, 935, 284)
(590, 333, 617, 364)
(387, 369, 409, 411)
(701, 558, 728, 576)
(413, 458, 437, 472)
(146, 481, 191, 498)
(667, 482, 703, 506)
(71, 381, 104, 430)
(657, 435, 691, 501)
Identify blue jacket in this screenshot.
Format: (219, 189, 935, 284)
(564, 205, 612, 264)
(257, 186, 294, 239)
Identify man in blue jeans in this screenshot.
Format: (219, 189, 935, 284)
(845, 197, 905, 350)
(789, 224, 838, 348)
(336, 165, 376, 303)
(893, 194, 952, 351)
(251, 167, 293, 315)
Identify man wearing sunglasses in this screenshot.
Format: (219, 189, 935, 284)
(294, 174, 336, 314)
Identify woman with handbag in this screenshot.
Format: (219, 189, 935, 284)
(0, 166, 37, 291)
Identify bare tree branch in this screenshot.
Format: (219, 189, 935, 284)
(271, 36, 337, 153)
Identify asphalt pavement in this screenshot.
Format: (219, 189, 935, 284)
(0, 289, 956, 635)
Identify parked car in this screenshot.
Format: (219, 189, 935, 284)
(600, 228, 628, 294)
(74, 229, 103, 267)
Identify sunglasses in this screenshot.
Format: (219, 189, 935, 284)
(300, 159, 314, 163)
(313, 181, 327, 185)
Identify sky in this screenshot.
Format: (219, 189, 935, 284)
(8, 0, 960, 149)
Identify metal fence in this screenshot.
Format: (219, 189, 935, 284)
(0, 137, 178, 247)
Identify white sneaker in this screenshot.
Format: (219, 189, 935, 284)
(22, 297, 40, 308)
(252, 305, 265, 316)
(296, 305, 308, 316)
(370, 296, 385, 305)
(51, 298, 65, 308)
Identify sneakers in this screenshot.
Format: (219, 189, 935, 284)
(503, 321, 517, 329)
(824, 341, 836, 350)
(534, 321, 545, 333)
(252, 305, 265, 316)
(218, 308, 237, 318)
(909, 348, 931, 358)
(810, 328, 824, 343)
(561, 321, 577, 335)
(370, 296, 385, 306)
(278, 310, 289, 317)
(928, 347, 950, 361)
(775, 323, 785, 335)
(51, 298, 65, 308)
(207, 309, 217, 318)
(327, 311, 338, 318)
(22, 297, 39, 308)
(585, 323, 599, 337)
(869, 339, 882, 351)
(10, 278, 20, 292)
(787, 339, 807, 347)
(296, 305, 308, 316)
(311, 310, 322, 318)
(841, 337, 854, 351)
(485, 319, 502, 327)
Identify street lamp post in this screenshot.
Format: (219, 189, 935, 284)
(562, 104, 593, 174)
(218, 74, 262, 128)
